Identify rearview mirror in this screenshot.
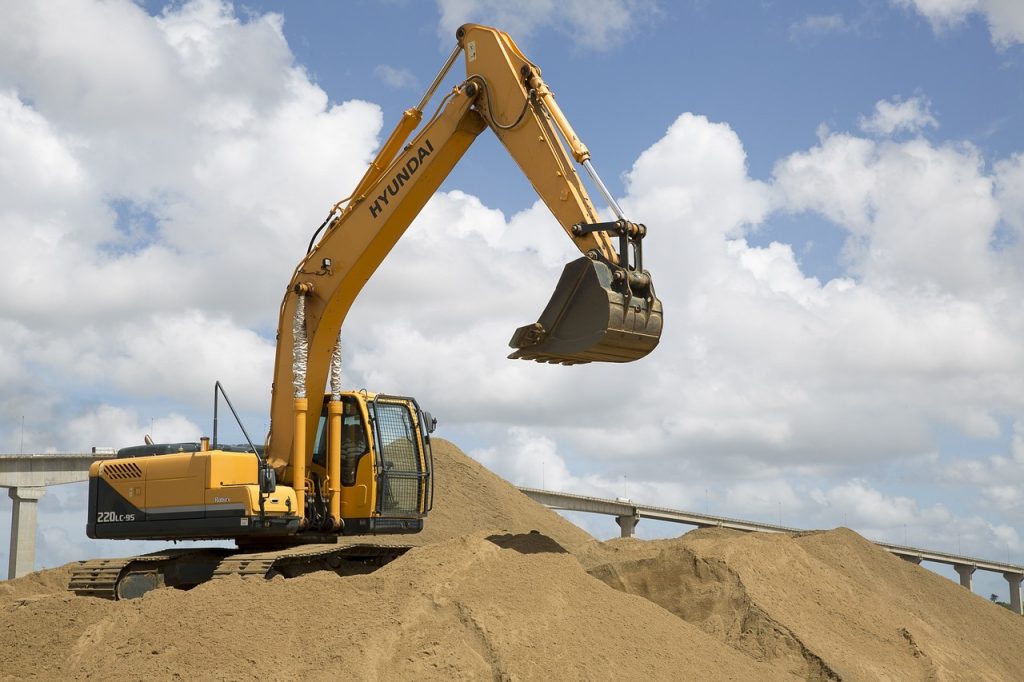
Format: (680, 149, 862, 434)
(259, 465, 277, 494)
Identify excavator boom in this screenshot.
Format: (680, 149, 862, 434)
(268, 23, 663, 472)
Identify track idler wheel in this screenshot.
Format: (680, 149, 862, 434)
(116, 569, 164, 600)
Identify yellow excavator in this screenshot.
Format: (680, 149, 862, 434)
(69, 24, 663, 599)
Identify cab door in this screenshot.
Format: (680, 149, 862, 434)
(368, 396, 432, 517)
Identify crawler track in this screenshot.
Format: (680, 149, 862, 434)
(69, 543, 412, 600)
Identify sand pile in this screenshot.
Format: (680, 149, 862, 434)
(583, 527, 1024, 680)
(2, 439, 1023, 681)
(409, 439, 593, 550)
(0, 535, 790, 681)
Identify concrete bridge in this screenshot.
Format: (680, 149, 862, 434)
(518, 486, 1024, 615)
(0, 453, 101, 579)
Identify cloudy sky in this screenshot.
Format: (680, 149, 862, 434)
(1, 0, 1022, 598)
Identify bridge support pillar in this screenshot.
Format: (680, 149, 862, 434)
(954, 563, 975, 591)
(7, 486, 45, 579)
(615, 513, 639, 538)
(1004, 572, 1023, 615)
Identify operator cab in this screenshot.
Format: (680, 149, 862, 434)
(309, 392, 435, 535)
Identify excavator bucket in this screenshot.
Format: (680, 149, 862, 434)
(508, 257, 663, 365)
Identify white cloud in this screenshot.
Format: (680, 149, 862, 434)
(940, 423, 1024, 513)
(724, 479, 802, 521)
(984, 0, 1024, 46)
(812, 478, 934, 527)
(435, 0, 658, 49)
(373, 64, 419, 90)
(0, 0, 383, 452)
(101, 311, 275, 411)
(0, 91, 90, 209)
(66, 405, 200, 452)
(622, 113, 773, 235)
(893, 0, 980, 28)
(773, 131, 1005, 294)
(858, 95, 938, 137)
(806, 477, 1021, 554)
(472, 426, 695, 509)
(994, 153, 1024, 241)
(893, 0, 1024, 47)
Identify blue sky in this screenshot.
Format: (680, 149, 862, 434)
(1, 0, 1023, 600)
(245, 1, 1023, 192)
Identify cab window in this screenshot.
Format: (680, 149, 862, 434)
(312, 398, 370, 486)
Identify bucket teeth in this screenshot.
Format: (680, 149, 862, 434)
(508, 257, 662, 365)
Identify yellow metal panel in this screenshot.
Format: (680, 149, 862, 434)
(205, 451, 259, 487)
(98, 475, 143, 509)
(126, 483, 145, 509)
(253, 485, 298, 515)
(204, 451, 299, 515)
(142, 452, 201, 478)
(143, 452, 206, 508)
(340, 485, 368, 517)
(203, 484, 298, 516)
(341, 393, 376, 519)
(205, 487, 250, 510)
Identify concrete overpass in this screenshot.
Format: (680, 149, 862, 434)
(0, 454, 102, 579)
(518, 486, 1024, 615)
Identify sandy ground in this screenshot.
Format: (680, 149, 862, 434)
(1, 439, 1021, 680)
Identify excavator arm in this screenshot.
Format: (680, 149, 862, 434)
(267, 24, 663, 478)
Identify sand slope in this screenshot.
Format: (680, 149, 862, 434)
(411, 439, 593, 551)
(0, 535, 790, 681)
(1, 439, 1022, 681)
(585, 527, 1024, 680)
